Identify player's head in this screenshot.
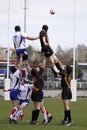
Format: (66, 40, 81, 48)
(31, 67, 40, 76)
(66, 65, 72, 74)
(31, 68, 37, 76)
(10, 66, 16, 74)
(15, 25, 21, 32)
(42, 25, 48, 32)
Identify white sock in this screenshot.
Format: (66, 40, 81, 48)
(42, 110, 48, 121)
(14, 109, 22, 120)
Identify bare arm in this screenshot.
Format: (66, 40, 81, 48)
(26, 61, 32, 73)
(26, 36, 39, 40)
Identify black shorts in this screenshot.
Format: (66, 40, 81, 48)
(42, 46, 53, 57)
(62, 88, 72, 100)
(31, 91, 43, 102)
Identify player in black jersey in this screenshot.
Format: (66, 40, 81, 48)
(60, 65, 73, 126)
(27, 60, 52, 124)
(39, 25, 64, 76)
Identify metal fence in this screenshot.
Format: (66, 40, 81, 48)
(0, 67, 87, 90)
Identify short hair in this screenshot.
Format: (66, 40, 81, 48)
(10, 66, 16, 74)
(42, 25, 48, 32)
(15, 25, 21, 32)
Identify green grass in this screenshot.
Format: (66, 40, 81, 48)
(0, 97, 87, 130)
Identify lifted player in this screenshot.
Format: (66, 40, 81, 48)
(39, 25, 64, 76)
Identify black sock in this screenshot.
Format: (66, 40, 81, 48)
(64, 110, 68, 121)
(51, 67, 58, 77)
(67, 110, 72, 122)
(34, 109, 40, 122)
(31, 110, 36, 122)
(55, 63, 62, 72)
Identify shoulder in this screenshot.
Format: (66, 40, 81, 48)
(40, 30, 46, 36)
(14, 69, 21, 76)
(21, 31, 28, 37)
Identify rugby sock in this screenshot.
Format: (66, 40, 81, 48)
(64, 110, 68, 121)
(55, 63, 62, 72)
(45, 108, 49, 114)
(42, 110, 48, 121)
(34, 109, 40, 122)
(53, 65, 60, 73)
(67, 110, 72, 122)
(51, 67, 58, 77)
(14, 109, 22, 119)
(10, 107, 18, 119)
(45, 108, 51, 117)
(31, 110, 36, 122)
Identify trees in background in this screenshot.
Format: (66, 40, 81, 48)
(10, 44, 87, 79)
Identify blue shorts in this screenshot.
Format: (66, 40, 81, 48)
(10, 89, 20, 100)
(16, 48, 28, 56)
(16, 48, 28, 60)
(19, 99, 29, 106)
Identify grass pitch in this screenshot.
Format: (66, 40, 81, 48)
(0, 97, 87, 130)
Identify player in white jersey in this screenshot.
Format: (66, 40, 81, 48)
(12, 78, 34, 122)
(8, 59, 23, 124)
(13, 25, 39, 66)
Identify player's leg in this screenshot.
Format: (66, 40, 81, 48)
(45, 108, 53, 123)
(21, 53, 28, 78)
(9, 100, 19, 124)
(30, 101, 41, 125)
(9, 89, 20, 123)
(64, 100, 73, 126)
(52, 54, 65, 71)
(40, 101, 48, 124)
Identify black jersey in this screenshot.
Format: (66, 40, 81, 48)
(61, 71, 71, 89)
(39, 30, 53, 57)
(31, 67, 44, 102)
(61, 71, 72, 99)
(39, 30, 49, 51)
(32, 67, 44, 91)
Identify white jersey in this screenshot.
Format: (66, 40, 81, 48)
(10, 70, 21, 90)
(19, 83, 34, 100)
(12, 31, 28, 49)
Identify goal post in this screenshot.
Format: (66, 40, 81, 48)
(4, 78, 10, 100)
(71, 79, 77, 102)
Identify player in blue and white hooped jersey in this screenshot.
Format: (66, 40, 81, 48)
(12, 78, 34, 121)
(9, 60, 22, 124)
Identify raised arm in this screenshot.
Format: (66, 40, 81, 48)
(26, 61, 32, 73)
(26, 36, 39, 41)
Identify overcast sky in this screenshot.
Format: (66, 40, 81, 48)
(0, 0, 87, 52)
